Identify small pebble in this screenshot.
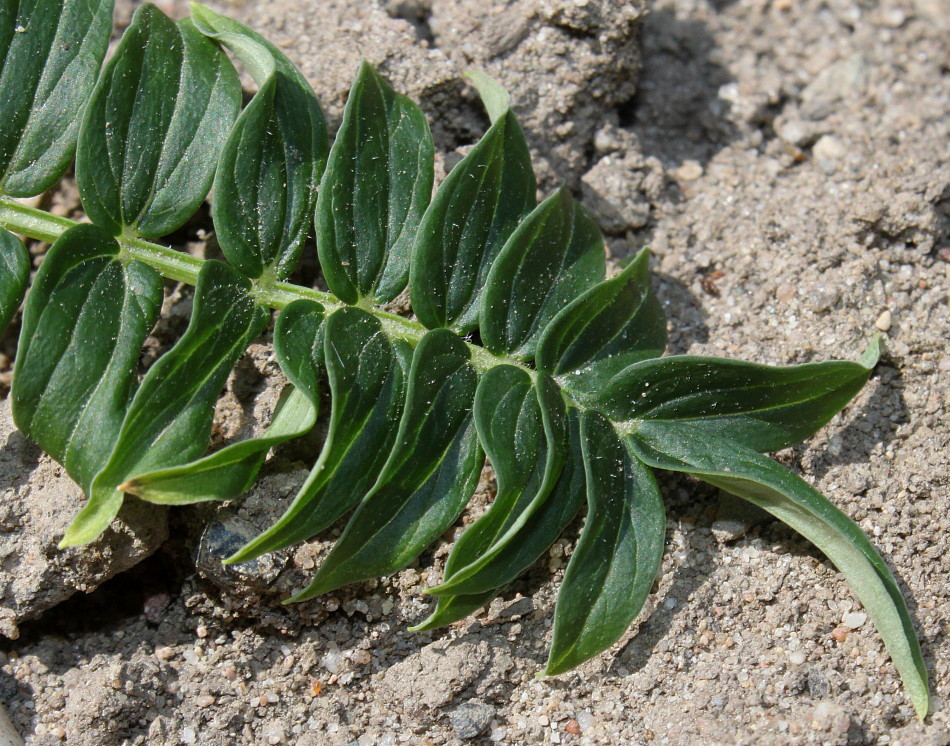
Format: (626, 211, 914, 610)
(813, 135, 847, 164)
(181, 727, 197, 745)
(196, 625, 208, 639)
(154, 646, 175, 661)
(351, 649, 372, 665)
(775, 284, 796, 302)
(196, 694, 215, 708)
(449, 700, 495, 740)
(842, 611, 867, 629)
(142, 593, 170, 623)
(564, 719, 581, 735)
(875, 310, 892, 331)
(831, 625, 850, 643)
(673, 160, 703, 181)
(788, 651, 806, 665)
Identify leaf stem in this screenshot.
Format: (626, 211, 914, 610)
(0, 198, 522, 374)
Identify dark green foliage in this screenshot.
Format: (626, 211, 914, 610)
(76, 4, 240, 238)
(0, 229, 28, 332)
(0, 1, 928, 719)
(0, 0, 114, 197)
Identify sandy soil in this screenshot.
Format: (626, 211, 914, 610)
(1, 0, 948, 744)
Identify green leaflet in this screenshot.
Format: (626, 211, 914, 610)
(604, 338, 881, 452)
(76, 4, 240, 239)
(316, 60, 433, 304)
(0, 0, 113, 197)
(627, 420, 929, 720)
(427, 368, 566, 595)
(480, 187, 606, 359)
(414, 401, 586, 632)
(291, 329, 482, 601)
(122, 388, 315, 504)
(0, 228, 29, 332)
(536, 248, 666, 384)
(12, 224, 163, 492)
(543, 411, 666, 676)
(192, 4, 328, 280)
(409, 73, 535, 332)
(61, 260, 268, 546)
(229, 305, 410, 563)
(121, 302, 326, 504)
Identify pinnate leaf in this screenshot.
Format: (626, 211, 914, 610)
(602, 338, 881, 452)
(0, 229, 29, 332)
(62, 260, 268, 546)
(12, 224, 163, 492)
(410, 72, 535, 331)
(480, 187, 606, 359)
(291, 329, 482, 600)
(0, 0, 114, 197)
(192, 4, 328, 279)
(230, 305, 410, 563)
(76, 3, 240, 238)
(626, 419, 929, 719)
(316, 60, 433, 304)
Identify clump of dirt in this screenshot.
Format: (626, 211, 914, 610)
(1, 0, 948, 744)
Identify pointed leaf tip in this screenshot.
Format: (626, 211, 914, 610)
(465, 71, 510, 123)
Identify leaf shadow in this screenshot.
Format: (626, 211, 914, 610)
(654, 270, 710, 354)
(607, 473, 719, 678)
(790, 357, 909, 478)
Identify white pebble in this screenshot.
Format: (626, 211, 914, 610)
(788, 651, 807, 665)
(875, 310, 893, 331)
(842, 611, 868, 629)
(322, 648, 343, 674)
(181, 727, 197, 744)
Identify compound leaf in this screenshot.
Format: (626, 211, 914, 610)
(544, 410, 665, 676)
(122, 301, 326, 504)
(0, 228, 29, 331)
(480, 187, 606, 359)
(603, 338, 881, 452)
(230, 305, 410, 563)
(627, 419, 929, 719)
(11, 223, 163, 492)
(316, 60, 433, 304)
(76, 3, 240, 238)
(410, 73, 535, 331)
(62, 260, 268, 546)
(291, 328, 482, 600)
(192, 4, 328, 279)
(536, 248, 666, 384)
(0, 0, 114, 197)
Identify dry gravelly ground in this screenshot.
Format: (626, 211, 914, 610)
(1, 0, 948, 744)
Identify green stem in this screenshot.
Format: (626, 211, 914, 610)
(0, 197, 518, 374)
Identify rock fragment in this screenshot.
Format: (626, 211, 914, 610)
(0, 399, 167, 639)
(448, 699, 495, 740)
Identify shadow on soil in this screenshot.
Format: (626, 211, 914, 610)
(620, 7, 739, 168)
